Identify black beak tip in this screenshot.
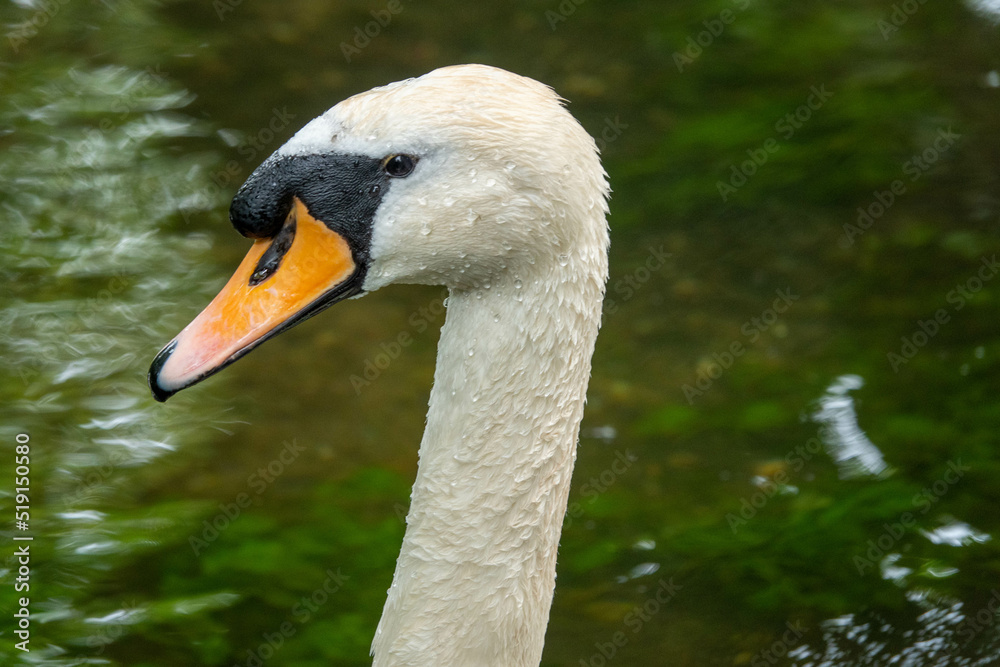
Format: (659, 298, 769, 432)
(148, 340, 178, 403)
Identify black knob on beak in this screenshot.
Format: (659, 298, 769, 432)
(229, 155, 298, 239)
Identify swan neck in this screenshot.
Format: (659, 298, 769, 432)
(372, 268, 603, 667)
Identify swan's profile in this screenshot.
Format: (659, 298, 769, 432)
(149, 64, 610, 666)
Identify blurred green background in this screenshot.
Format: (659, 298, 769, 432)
(2, 0, 999, 665)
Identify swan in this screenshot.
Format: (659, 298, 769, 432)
(149, 64, 610, 667)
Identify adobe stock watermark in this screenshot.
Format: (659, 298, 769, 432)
(16, 271, 131, 388)
(671, 0, 753, 72)
(65, 447, 131, 505)
(564, 449, 637, 528)
(602, 246, 670, 316)
(183, 107, 297, 222)
(716, 84, 833, 201)
(61, 66, 172, 177)
(233, 568, 349, 667)
(957, 589, 1000, 649)
(214, 0, 244, 21)
(594, 116, 628, 153)
(877, 0, 931, 39)
(842, 127, 960, 246)
(750, 620, 807, 667)
(340, 0, 407, 62)
(189, 439, 305, 555)
(578, 578, 682, 666)
(545, 0, 588, 31)
(887, 254, 997, 371)
(726, 433, 824, 533)
(350, 291, 447, 394)
(6, 0, 71, 54)
(682, 288, 799, 404)
(212, 108, 296, 189)
(85, 600, 143, 656)
(852, 459, 969, 575)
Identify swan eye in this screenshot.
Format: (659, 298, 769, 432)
(383, 154, 417, 178)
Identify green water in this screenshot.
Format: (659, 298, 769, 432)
(2, 1, 999, 665)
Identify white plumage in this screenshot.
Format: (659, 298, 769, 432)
(355, 65, 608, 667)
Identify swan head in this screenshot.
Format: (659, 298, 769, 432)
(149, 64, 609, 401)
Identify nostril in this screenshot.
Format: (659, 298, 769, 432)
(249, 210, 297, 286)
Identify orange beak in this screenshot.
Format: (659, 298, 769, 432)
(149, 197, 360, 401)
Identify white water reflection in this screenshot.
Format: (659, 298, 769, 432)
(922, 519, 992, 548)
(791, 375, 999, 665)
(968, 0, 1000, 21)
(784, 377, 1000, 664)
(0, 61, 234, 665)
(812, 375, 890, 480)
(790, 589, 1000, 667)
